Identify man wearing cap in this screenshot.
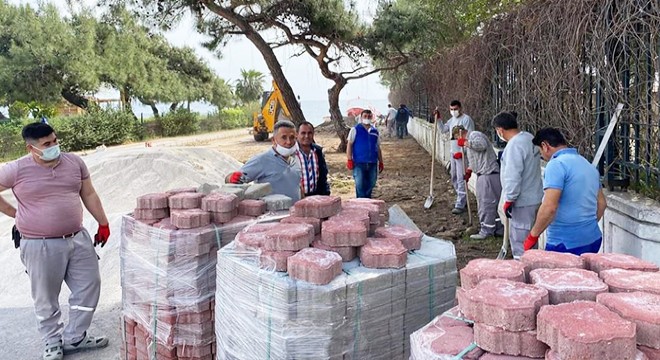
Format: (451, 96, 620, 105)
(437, 100, 475, 214)
(347, 110, 384, 198)
(0, 122, 110, 360)
(226, 120, 303, 202)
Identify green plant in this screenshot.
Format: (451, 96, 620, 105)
(157, 108, 200, 137)
(51, 108, 139, 151)
(8, 101, 30, 119)
(0, 119, 28, 160)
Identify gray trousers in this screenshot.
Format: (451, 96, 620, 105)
(509, 205, 539, 258)
(20, 229, 101, 345)
(476, 173, 502, 236)
(450, 156, 467, 209)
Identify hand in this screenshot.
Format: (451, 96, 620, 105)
(94, 224, 110, 247)
(452, 152, 462, 160)
(346, 159, 354, 170)
(457, 138, 468, 147)
(463, 168, 472, 181)
(228, 171, 246, 184)
(503, 201, 515, 219)
(378, 161, 384, 173)
(524, 233, 539, 251)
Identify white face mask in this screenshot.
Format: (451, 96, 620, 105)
(275, 142, 298, 157)
(33, 144, 61, 161)
(450, 110, 459, 118)
(496, 130, 506, 142)
(361, 117, 372, 125)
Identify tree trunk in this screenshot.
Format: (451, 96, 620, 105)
(61, 87, 89, 109)
(170, 103, 178, 112)
(0, 111, 6, 120)
(138, 98, 159, 118)
(328, 81, 350, 152)
(120, 87, 137, 119)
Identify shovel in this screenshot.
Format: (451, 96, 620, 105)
(497, 216, 510, 259)
(461, 146, 473, 225)
(424, 120, 439, 209)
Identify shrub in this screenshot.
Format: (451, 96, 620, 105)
(158, 109, 200, 137)
(8, 101, 30, 119)
(51, 107, 139, 151)
(0, 120, 28, 160)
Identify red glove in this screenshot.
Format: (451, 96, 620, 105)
(347, 159, 354, 170)
(463, 168, 472, 181)
(457, 138, 468, 147)
(524, 233, 539, 251)
(503, 201, 514, 219)
(378, 161, 384, 173)
(228, 171, 245, 184)
(452, 152, 462, 160)
(94, 224, 110, 247)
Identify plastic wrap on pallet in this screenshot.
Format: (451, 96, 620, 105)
(215, 235, 458, 360)
(120, 213, 284, 360)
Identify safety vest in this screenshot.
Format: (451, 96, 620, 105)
(353, 125, 379, 164)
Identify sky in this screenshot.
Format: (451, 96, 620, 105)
(9, 0, 391, 103)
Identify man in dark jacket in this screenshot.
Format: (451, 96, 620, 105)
(296, 121, 331, 196)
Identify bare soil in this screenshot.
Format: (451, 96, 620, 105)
(189, 128, 502, 270)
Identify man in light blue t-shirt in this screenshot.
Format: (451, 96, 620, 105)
(525, 128, 608, 255)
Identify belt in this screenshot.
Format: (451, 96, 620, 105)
(23, 231, 81, 240)
(477, 172, 499, 176)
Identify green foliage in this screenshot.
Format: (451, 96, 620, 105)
(26, 101, 57, 119)
(235, 69, 265, 105)
(157, 108, 200, 137)
(8, 101, 30, 119)
(200, 107, 250, 132)
(50, 108, 140, 151)
(0, 119, 28, 160)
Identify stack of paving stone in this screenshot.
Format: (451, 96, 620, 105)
(215, 216, 458, 360)
(409, 250, 660, 359)
(120, 187, 282, 360)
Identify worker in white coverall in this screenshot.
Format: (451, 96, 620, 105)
(456, 126, 504, 240)
(491, 111, 543, 259)
(437, 100, 475, 214)
(0, 122, 110, 360)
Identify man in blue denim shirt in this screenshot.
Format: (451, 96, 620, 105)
(346, 110, 384, 198)
(525, 128, 607, 255)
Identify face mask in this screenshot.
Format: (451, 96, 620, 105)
(34, 144, 61, 161)
(275, 143, 298, 157)
(361, 117, 372, 125)
(450, 110, 459, 118)
(496, 130, 506, 142)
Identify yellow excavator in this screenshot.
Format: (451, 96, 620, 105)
(252, 80, 293, 142)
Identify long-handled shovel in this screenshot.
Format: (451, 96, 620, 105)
(461, 146, 473, 225)
(497, 216, 510, 259)
(424, 120, 439, 209)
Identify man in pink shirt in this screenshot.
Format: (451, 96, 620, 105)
(0, 123, 110, 360)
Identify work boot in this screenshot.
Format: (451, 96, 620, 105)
(469, 233, 488, 240)
(63, 332, 109, 354)
(43, 340, 63, 360)
(451, 207, 465, 215)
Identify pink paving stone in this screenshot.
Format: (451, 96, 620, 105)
(374, 225, 423, 251)
(359, 238, 407, 269)
(344, 197, 387, 213)
(458, 279, 549, 331)
(435, 305, 473, 328)
(166, 187, 197, 196)
(341, 202, 380, 224)
(259, 250, 295, 272)
(201, 193, 239, 213)
(233, 224, 271, 250)
(537, 301, 637, 360)
(581, 253, 659, 274)
(329, 209, 370, 231)
(474, 323, 548, 358)
(639, 346, 660, 360)
(479, 354, 540, 360)
(154, 217, 178, 230)
(409, 318, 484, 360)
(597, 292, 660, 349)
(136, 193, 169, 209)
(529, 268, 608, 304)
(546, 349, 649, 360)
(170, 209, 211, 229)
(311, 239, 357, 262)
(281, 216, 322, 235)
(291, 195, 342, 218)
(600, 268, 660, 295)
(459, 259, 526, 290)
(263, 223, 314, 251)
(520, 249, 586, 278)
(168, 192, 206, 209)
(321, 219, 367, 247)
(237, 199, 266, 217)
(210, 209, 238, 224)
(134, 207, 169, 220)
(287, 248, 342, 285)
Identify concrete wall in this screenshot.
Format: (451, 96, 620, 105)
(407, 117, 660, 265)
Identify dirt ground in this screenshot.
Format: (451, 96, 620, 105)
(185, 128, 503, 271)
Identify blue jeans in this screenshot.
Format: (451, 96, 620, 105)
(545, 238, 602, 256)
(353, 162, 378, 198)
(396, 121, 407, 139)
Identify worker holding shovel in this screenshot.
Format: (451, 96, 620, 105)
(456, 126, 503, 240)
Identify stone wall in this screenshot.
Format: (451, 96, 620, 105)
(407, 117, 660, 265)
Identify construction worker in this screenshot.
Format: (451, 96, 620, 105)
(0, 122, 110, 360)
(525, 128, 607, 255)
(456, 126, 503, 239)
(394, 104, 412, 139)
(226, 120, 302, 202)
(492, 111, 543, 259)
(385, 104, 398, 138)
(295, 121, 330, 197)
(347, 109, 384, 198)
(438, 100, 475, 214)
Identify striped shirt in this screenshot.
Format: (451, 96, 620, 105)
(296, 148, 320, 195)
